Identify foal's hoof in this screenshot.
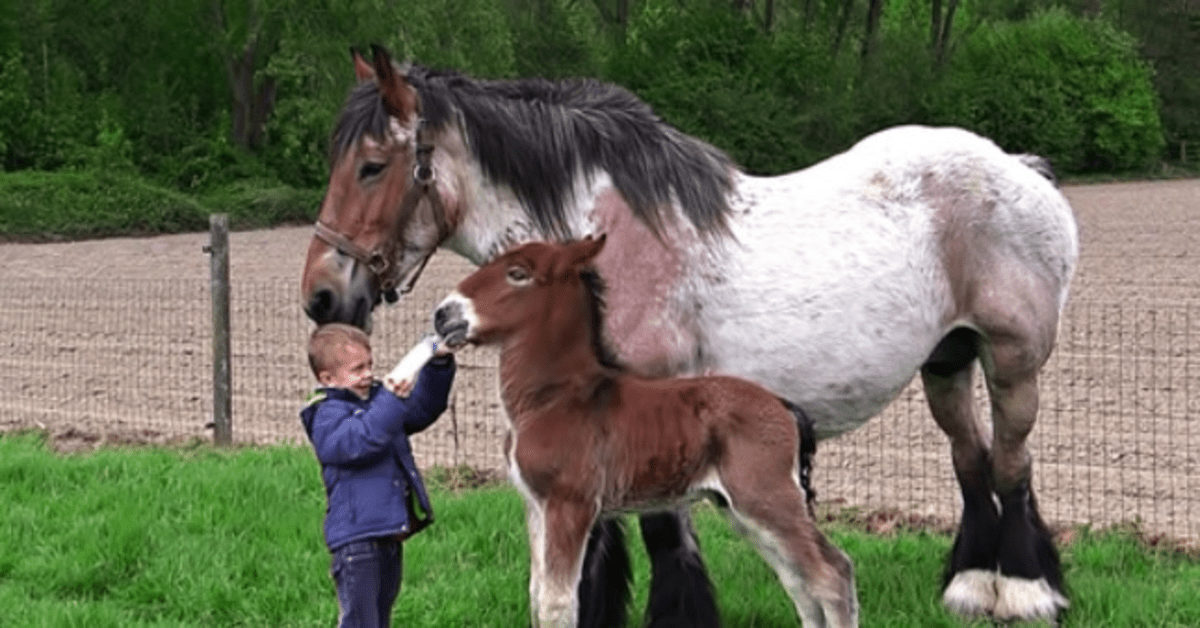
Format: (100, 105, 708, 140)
(942, 569, 997, 617)
(993, 575, 1068, 624)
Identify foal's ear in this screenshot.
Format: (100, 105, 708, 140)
(351, 48, 375, 82)
(569, 234, 607, 268)
(370, 44, 419, 123)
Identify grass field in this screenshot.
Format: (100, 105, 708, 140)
(1, 432, 1198, 627)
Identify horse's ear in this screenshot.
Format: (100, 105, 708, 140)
(370, 44, 419, 123)
(351, 48, 375, 82)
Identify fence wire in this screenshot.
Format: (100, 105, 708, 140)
(2, 274, 1198, 542)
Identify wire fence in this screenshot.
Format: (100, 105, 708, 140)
(2, 275, 1199, 542)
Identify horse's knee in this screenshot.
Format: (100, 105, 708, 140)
(987, 376, 1038, 493)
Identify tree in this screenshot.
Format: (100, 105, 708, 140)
(930, 0, 961, 65)
(209, 0, 280, 151)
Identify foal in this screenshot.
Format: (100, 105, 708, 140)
(433, 236, 858, 627)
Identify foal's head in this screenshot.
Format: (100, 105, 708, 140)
(434, 236, 616, 361)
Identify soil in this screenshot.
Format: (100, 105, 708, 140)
(1, 178, 1198, 540)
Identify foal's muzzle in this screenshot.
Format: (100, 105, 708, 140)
(433, 298, 470, 348)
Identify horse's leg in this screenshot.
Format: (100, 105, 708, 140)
(722, 481, 858, 628)
(920, 329, 1001, 616)
(980, 328, 1067, 622)
(532, 499, 597, 628)
(576, 518, 631, 628)
(638, 510, 721, 628)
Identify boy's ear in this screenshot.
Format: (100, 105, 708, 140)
(317, 370, 335, 386)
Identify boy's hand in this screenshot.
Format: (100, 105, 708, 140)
(384, 335, 438, 396)
(390, 378, 415, 398)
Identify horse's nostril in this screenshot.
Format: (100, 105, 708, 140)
(307, 289, 336, 324)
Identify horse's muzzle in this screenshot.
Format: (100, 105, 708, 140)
(304, 285, 374, 331)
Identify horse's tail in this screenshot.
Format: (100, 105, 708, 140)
(1016, 153, 1058, 187)
(780, 398, 817, 513)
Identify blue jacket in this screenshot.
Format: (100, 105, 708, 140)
(300, 357, 456, 551)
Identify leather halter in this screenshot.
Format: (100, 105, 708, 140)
(313, 119, 450, 303)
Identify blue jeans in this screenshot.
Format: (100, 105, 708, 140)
(331, 538, 403, 628)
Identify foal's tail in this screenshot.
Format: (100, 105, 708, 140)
(780, 398, 817, 514)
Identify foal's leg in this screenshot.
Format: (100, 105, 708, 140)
(638, 510, 720, 628)
(530, 499, 598, 628)
(728, 486, 857, 627)
(721, 472, 857, 627)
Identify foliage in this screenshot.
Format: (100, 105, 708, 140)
(930, 8, 1164, 172)
(0, 0, 1189, 242)
(0, 169, 317, 241)
(2, 432, 1200, 626)
(0, 170, 209, 240)
(608, 0, 856, 174)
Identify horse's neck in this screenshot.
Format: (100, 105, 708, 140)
(498, 330, 608, 419)
(447, 171, 616, 264)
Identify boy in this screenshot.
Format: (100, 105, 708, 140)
(301, 323, 456, 628)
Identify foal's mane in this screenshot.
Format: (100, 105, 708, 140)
(332, 66, 736, 241)
(578, 266, 624, 371)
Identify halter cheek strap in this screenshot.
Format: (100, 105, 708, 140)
(313, 119, 451, 300)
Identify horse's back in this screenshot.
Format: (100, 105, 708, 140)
(700, 126, 1077, 436)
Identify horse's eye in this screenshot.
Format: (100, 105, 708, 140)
(358, 161, 386, 181)
(506, 266, 531, 284)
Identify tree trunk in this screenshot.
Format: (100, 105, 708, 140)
(861, 0, 883, 60)
(831, 0, 856, 58)
(932, 0, 961, 68)
(593, 0, 630, 46)
(211, 0, 277, 151)
(931, 0, 943, 49)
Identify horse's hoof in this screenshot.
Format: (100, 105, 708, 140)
(993, 575, 1068, 623)
(942, 569, 997, 617)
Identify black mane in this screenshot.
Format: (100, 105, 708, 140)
(580, 266, 624, 370)
(332, 66, 736, 240)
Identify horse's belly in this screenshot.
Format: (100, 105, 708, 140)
(698, 175, 954, 438)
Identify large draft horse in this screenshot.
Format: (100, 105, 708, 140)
(432, 235, 857, 627)
(300, 46, 1079, 624)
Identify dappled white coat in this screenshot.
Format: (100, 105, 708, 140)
(448, 125, 1078, 441)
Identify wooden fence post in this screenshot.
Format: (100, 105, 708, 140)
(206, 214, 233, 446)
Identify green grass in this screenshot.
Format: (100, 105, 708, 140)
(1, 432, 1198, 627)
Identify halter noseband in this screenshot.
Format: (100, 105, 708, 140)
(314, 119, 450, 303)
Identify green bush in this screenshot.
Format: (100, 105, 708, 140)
(931, 8, 1164, 172)
(199, 180, 322, 230)
(0, 170, 209, 240)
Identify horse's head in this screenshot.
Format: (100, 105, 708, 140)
(434, 236, 607, 349)
(301, 45, 453, 330)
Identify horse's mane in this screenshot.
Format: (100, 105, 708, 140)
(332, 66, 736, 240)
(579, 266, 624, 371)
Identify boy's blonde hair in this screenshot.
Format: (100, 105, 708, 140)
(308, 323, 371, 378)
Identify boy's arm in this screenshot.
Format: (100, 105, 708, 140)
(401, 356, 457, 435)
(309, 394, 412, 465)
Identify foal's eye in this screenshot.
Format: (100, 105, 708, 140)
(358, 161, 387, 181)
(506, 266, 531, 284)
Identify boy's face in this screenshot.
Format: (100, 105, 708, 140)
(319, 341, 374, 399)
